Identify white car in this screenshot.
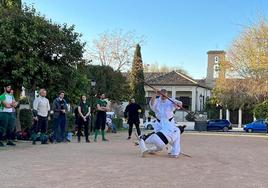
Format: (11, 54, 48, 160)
(143, 119, 156, 130)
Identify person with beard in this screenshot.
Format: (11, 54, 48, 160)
(94, 93, 109, 142)
(52, 91, 68, 143)
(0, 84, 17, 147)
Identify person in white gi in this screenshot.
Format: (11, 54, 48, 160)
(138, 89, 183, 158)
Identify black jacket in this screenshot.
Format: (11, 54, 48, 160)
(52, 97, 68, 118)
(124, 103, 142, 124)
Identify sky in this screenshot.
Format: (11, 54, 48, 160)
(23, 0, 268, 79)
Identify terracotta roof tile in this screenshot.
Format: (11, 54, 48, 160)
(147, 71, 197, 86)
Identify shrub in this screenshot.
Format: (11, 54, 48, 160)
(253, 100, 268, 119)
(19, 109, 32, 130)
(66, 112, 75, 132)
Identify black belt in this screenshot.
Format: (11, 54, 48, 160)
(156, 117, 173, 123)
(156, 132, 169, 145)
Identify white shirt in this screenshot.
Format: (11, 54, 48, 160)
(2, 94, 14, 113)
(150, 98, 181, 120)
(33, 96, 50, 117)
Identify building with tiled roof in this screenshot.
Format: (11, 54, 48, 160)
(143, 71, 211, 112)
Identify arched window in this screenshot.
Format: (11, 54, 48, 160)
(215, 56, 219, 63)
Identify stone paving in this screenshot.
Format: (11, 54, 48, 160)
(0, 131, 268, 188)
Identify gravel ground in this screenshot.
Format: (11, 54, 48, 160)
(0, 131, 268, 188)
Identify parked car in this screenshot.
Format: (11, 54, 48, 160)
(207, 119, 232, 132)
(144, 119, 156, 130)
(243, 119, 267, 133)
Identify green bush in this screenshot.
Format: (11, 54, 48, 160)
(19, 109, 32, 130)
(253, 100, 268, 119)
(66, 112, 75, 131)
(112, 118, 123, 130)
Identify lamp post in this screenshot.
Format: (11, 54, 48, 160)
(90, 79, 96, 132)
(199, 94, 203, 111)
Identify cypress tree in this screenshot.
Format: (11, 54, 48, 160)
(130, 44, 146, 109)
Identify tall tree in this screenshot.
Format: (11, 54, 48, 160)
(130, 44, 146, 107)
(214, 18, 268, 111)
(0, 6, 85, 103)
(88, 30, 144, 71)
(84, 65, 129, 102)
(227, 18, 268, 102)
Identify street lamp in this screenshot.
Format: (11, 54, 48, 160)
(199, 94, 203, 111)
(90, 79, 96, 132)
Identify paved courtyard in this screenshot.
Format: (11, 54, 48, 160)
(1, 131, 268, 188)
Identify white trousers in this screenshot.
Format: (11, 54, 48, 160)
(145, 132, 181, 157)
(145, 133, 166, 151)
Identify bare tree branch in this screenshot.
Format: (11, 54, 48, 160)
(87, 30, 144, 71)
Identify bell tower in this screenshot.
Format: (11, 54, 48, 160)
(206, 50, 226, 88)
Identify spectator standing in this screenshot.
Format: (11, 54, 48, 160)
(52, 91, 68, 143)
(77, 95, 91, 143)
(124, 98, 142, 140)
(0, 84, 17, 146)
(32, 89, 50, 144)
(94, 94, 109, 142)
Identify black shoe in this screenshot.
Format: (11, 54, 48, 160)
(86, 139, 90, 143)
(0, 141, 5, 147)
(139, 135, 146, 140)
(32, 140, 36, 145)
(6, 141, 16, 146)
(178, 125, 187, 134)
(127, 137, 131, 140)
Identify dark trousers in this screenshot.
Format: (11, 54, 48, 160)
(0, 112, 15, 140)
(128, 122, 141, 137)
(34, 116, 48, 134)
(77, 117, 89, 141)
(95, 112, 106, 131)
(53, 115, 66, 142)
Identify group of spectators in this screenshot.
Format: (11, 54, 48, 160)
(0, 84, 112, 147)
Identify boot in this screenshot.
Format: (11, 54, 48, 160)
(101, 130, 109, 141)
(78, 136, 81, 143)
(94, 130, 99, 142)
(31, 132, 37, 145)
(40, 133, 48, 144)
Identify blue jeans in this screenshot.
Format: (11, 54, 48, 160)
(53, 115, 66, 142)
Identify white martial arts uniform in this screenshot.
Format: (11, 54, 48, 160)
(139, 119, 181, 157)
(149, 97, 182, 132)
(138, 97, 182, 157)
